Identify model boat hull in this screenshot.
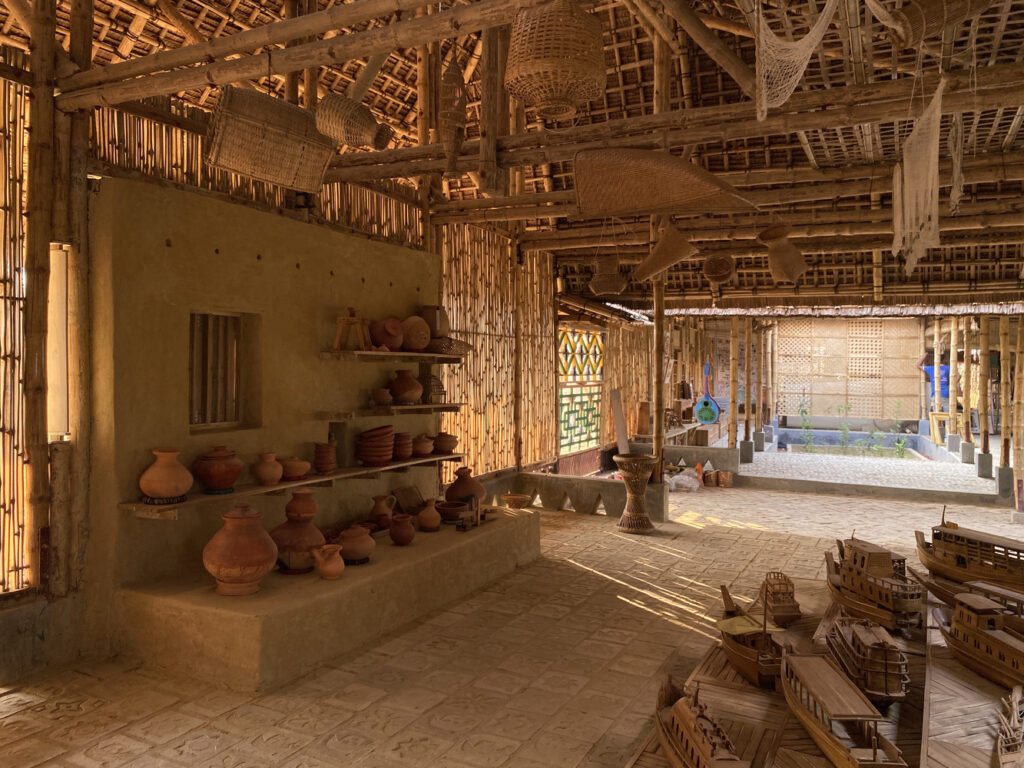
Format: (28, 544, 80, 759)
(720, 633, 780, 688)
(916, 530, 1024, 591)
(827, 574, 902, 631)
(939, 621, 1024, 688)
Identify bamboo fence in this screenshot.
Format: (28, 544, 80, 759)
(601, 322, 651, 444)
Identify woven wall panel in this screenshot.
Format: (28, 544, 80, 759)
(811, 379, 846, 395)
(602, 324, 651, 445)
(812, 319, 847, 338)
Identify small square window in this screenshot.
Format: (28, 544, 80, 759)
(189, 312, 261, 431)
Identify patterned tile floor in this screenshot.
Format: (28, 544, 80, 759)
(2, 488, 1020, 768)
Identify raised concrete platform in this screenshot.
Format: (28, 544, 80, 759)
(120, 508, 540, 691)
(512, 471, 667, 521)
(734, 473, 1010, 508)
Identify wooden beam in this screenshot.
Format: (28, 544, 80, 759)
(659, 0, 755, 96)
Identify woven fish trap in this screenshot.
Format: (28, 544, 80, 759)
(206, 87, 336, 193)
(632, 225, 698, 283)
(703, 254, 736, 286)
(505, 0, 606, 120)
(316, 93, 393, 150)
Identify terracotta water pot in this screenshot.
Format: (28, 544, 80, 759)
(279, 456, 311, 481)
(389, 369, 424, 404)
(312, 544, 345, 579)
(418, 499, 442, 532)
(370, 317, 404, 351)
(418, 305, 450, 338)
(270, 489, 325, 574)
(370, 494, 397, 529)
(192, 446, 243, 494)
(340, 525, 376, 564)
(202, 502, 277, 596)
(390, 514, 416, 546)
(139, 449, 193, 501)
(446, 466, 486, 504)
(252, 452, 284, 486)
(401, 315, 431, 351)
(372, 388, 394, 406)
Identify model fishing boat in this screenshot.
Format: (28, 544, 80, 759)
(908, 565, 1024, 634)
(759, 571, 802, 628)
(655, 678, 749, 768)
(825, 537, 924, 631)
(825, 614, 910, 704)
(718, 585, 783, 688)
(915, 513, 1024, 590)
(999, 686, 1024, 768)
(780, 653, 907, 768)
(939, 593, 1024, 687)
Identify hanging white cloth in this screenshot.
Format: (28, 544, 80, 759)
(948, 112, 965, 216)
(755, 0, 842, 121)
(893, 79, 945, 276)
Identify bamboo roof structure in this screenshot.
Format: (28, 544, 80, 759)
(10, 0, 1024, 310)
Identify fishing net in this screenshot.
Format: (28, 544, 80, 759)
(892, 80, 944, 276)
(755, 0, 841, 120)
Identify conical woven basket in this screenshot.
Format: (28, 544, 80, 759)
(575, 149, 756, 218)
(703, 254, 736, 286)
(505, 0, 606, 120)
(632, 225, 698, 282)
(206, 86, 337, 193)
(758, 223, 809, 284)
(316, 92, 393, 149)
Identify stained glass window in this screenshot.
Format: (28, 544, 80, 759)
(558, 329, 604, 454)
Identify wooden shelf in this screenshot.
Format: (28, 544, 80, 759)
(320, 349, 465, 365)
(357, 402, 466, 416)
(121, 454, 466, 519)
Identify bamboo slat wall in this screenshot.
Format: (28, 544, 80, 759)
(440, 224, 556, 476)
(601, 323, 651, 444)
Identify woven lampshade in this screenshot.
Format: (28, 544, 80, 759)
(632, 226, 698, 282)
(758, 223, 809, 284)
(505, 0, 606, 120)
(703, 254, 736, 286)
(575, 149, 756, 218)
(588, 254, 628, 295)
(316, 93, 393, 150)
(206, 86, 336, 193)
(439, 58, 468, 176)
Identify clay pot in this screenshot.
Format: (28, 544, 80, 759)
(192, 446, 244, 494)
(252, 452, 284, 486)
(389, 369, 424, 405)
(418, 305, 450, 338)
(339, 525, 376, 564)
(501, 492, 532, 509)
(433, 432, 459, 454)
(418, 499, 442, 532)
(312, 544, 345, 580)
(370, 494, 397, 529)
(279, 457, 311, 481)
(139, 449, 193, 501)
(314, 436, 338, 474)
(202, 502, 277, 596)
(401, 315, 431, 351)
(372, 388, 394, 406)
(412, 434, 434, 457)
(437, 500, 468, 523)
(270, 489, 325, 574)
(446, 466, 487, 504)
(390, 514, 416, 546)
(370, 317, 404, 351)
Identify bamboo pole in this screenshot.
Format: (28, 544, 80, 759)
(964, 318, 974, 445)
(1002, 316, 1013, 467)
(744, 317, 752, 442)
(654, 279, 665, 481)
(1015, 323, 1023, 516)
(283, 0, 300, 105)
(657, 0, 755, 96)
(950, 317, 960, 434)
(933, 317, 941, 414)
(980, 316, 991, 455)
(729, 317, 738, 450)
(759, 327, 766, 428)
(303, 0, 319, 114)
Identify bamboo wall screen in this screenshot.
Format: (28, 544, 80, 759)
(441, 224, 556, 475)
(0, 51, 29, 594)
(601, 323, 652, 444)
(776, 318, 921, 419)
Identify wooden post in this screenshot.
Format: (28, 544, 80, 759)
(1002, 316, 1012, 467)
(1015, 323, 1023, 515)
(933, 317, 941, 414)
(729, 317, 738, 449)
(950, 316, 960, 433)
(283, 0, 300, 104)
(511, 99, 524, 470)
(302, 0, 319, 114)
(478, 26, 510, 196)
(980, 316, 991, 455)
(771, 325, 779, 426)
(653, 279, 665, 481)
(744, 317, 752, 441)
(963, 318, 974, 444)
(759, 327, 767, 428)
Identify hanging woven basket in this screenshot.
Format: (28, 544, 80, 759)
(438, 57, 468, 176)
(703, 254, 736, 287)
(206, 86, 337, 193)
(757, 223, 808, 284)
(632, 225, 698, 283)
(316, 93, 393, 150)
(505, 0, 606, 120)
(588, 254, 628, 296)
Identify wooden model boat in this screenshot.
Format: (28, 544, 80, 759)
(908, 564, 1024, 634)
(825, 614, 910, 703)
(915, 513, 1024, 590)
(760, 571, 802, 628)
(718, 585, 783, 688)
(998, 686, 1024, 768)
(939, 593, 1024, 687)
(779, 653, 907, 768)
(655, 678, 750, 768)
(825, 537, 923, 631)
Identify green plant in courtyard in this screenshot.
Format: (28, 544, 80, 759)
(868, 428, 884, 457)
(836, 402, 852, 452)
(799, 397, 815, 453)
(894, 434, 908, 459)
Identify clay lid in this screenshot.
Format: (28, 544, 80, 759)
(202, 445, 236, 458)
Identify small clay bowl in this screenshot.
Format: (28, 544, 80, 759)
(501, 492, 532, 510)
(437, 501, 468, 523)
(279, 457, 311, 480)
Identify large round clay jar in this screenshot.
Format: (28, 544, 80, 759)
(418, 499, 442, 532)
(139, 449, 193, 501)
(202, 502, 277, 596)
(390, 514, 416, 546)
(446, 466, 487, 505)
(370, 318, 404, 351)
(418, 305, 450, 338)
(389, 370, 424, 405)
(252, 452, 284, 486)
(400, 316, 431, 352)
(270, 489, 325, 574)
(192, 446, 244, 494)
(339, 525, 376, 565)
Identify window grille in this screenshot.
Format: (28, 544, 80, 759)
(189, 313, 242, 427)
(558, 329, 604, 454)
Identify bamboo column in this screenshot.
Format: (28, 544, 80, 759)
(963, 318, 974, 445)
(1002, 316, 1012, 467)
(744, 317, 752, 441)
(759, 327, 767, 428)
(980, 316, 991, 456)
(302, 0, 318, 114)
(653, 280, 665, 481)
(933, 317, 941, 414)
(729, 317, 738, 449)
(511, 101, 524, 470)
(1015, 323, 1023, 515)
(950, 316, 960, 433)
(771, 325, 778, 425)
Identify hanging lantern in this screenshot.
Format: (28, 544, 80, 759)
(316, 92, 393, 149)
(505, 0, 606, 120)
(588, 254, 628, 296)
(702, 255, 736, 287)
(439, 56, 468, 176)
(757, 223, 808, 284)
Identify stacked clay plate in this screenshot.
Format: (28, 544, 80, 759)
(357, 426, 394, 466)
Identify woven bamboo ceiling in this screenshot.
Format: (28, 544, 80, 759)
(7, 0, 1024, 309)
